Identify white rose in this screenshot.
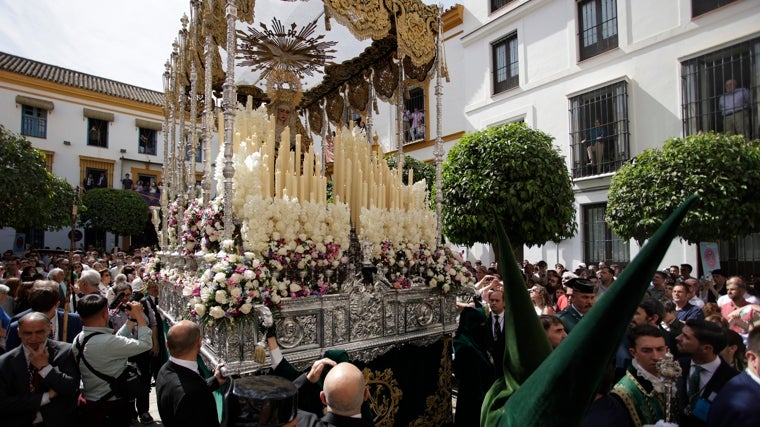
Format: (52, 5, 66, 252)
(240, 303, 253, 314)
(230, 287, 243, 298)
(430, 279, 437, 288)
(215, 290, 228, 304)
(243, 269, 255, 280)
(271, 294, 281, 304)
(204, 253, 217, 263)
(209, 306, 225, 319)
(443, 284, 451, 293)
(295, 245, 305, 254)
(194, 304, 206, 316)
(244, 251, 255, 259)
(230, 273, 243, 284)
(182, 286, 195, 297)
(214, 272, 227, 283)
(289, 283, 302, 293)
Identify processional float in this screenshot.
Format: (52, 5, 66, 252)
(153, 1, 465, 425)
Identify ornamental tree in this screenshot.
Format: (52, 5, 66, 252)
(441, 122, 576, 248)
(0, 125, 75, 231)
(79, 188, 149, 237)
(607, 132, 760, 244)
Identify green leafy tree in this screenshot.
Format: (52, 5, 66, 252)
(607, 132, 760, 244)
(0, 125, 75, 231)
(441, 122, 576, 248)
(79, 188, 149, 237)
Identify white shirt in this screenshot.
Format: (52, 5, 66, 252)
(690, 356, 722, 393)
(169, 356, 199, 374)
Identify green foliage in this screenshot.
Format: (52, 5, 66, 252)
(441, 122, 577, 247)
(0, 125, 75, 231)
(79, 188, 149, 236)
(607, 132, 760, 244)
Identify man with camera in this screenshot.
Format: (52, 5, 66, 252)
(108, 283, 159, 425)
(73, 293, 153, 427)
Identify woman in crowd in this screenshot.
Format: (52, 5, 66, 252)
(530, 285, 556, 315)
(12, 281, 34, 315)
(720, 329, 746, 371)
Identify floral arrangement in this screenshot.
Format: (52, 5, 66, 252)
(372, 241, 474, 295)
(167, 201, 180, 248)
(187, 248, 274, 325)
(185, 238, 346, 326)
(200, 197, 227, 253)
(180, 198, 203, 256)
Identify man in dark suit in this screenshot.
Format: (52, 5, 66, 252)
(295, 359, 373, 427)
(156, 320, 227, 427)
(707, 327, 760, 427)
(557, 278, 597, 333)
(487, 287, 506, 378)
(675, 319, 739, 427)
(0, 312, 80, 426)
(143, 282, 166, 383)
(5, 281, 83, 350)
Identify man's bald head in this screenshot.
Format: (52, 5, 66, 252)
(321, 362, 368, 417)
(166, 320, 201, 359)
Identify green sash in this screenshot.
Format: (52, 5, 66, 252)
(610, 370, 666, 427)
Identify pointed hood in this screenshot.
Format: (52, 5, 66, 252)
(482, 194, 699, 426)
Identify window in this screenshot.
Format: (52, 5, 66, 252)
(80, 156, 115, 190)
(569, 81, 629, 178)
(24, 228, 45, 249)
(692, 0, 738, 18)
(403, 86, 426, 143)
(577, 0, 618, 61)
(718, 233, 760, 278)
(493, 33, 519, 94)
(681, 37, 759, 139)
(583, 203, 629, 266)
(490, 0, 515, 13)
(138, 128, 157, 155)
(21, 105, 47, 138)
(87, 118, 109, 147)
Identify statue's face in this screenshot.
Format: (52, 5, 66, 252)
(277, 107, 291, 123)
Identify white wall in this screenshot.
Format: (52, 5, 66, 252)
(446, 0, 758, 269)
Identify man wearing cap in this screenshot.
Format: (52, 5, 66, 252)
(156, 320, 227, 427)
(557, 278, 596, 333)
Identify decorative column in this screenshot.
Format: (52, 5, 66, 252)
(169, 42, 179, 202)
(222, 0, 237, 241)
(188, 0, 200, 201)
(201, 0, 215, 204)
(396, 54, 405, 170)
(177, 14, 189, 219)
(434, 6, 444, 243)
(161, 61, 172, 251)
(366, 69, 374, 145)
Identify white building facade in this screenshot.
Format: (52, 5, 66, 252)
(402, 0, 760, 275)
(0, 52, 205, 251)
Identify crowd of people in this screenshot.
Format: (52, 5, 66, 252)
(3, 246, 758, 426)
(454, 259, 760, 427)
(0, 247, 166, 426)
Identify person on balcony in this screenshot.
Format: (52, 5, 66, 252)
(583, 119, 606, 170)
